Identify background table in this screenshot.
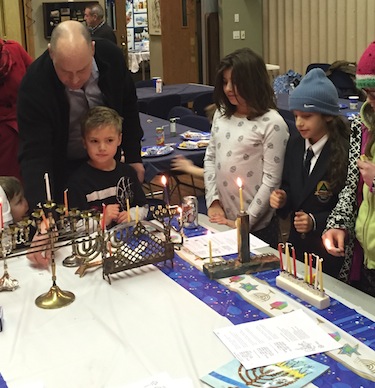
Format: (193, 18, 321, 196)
(137, 83, 214, 105)
(140, 113, 206, 183)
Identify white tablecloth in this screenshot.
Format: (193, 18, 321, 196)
(1, 247, 232, 388)
(128, 51, 150, 73)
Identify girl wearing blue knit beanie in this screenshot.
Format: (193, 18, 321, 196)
(270, 68, 350, 278)
(324, 41, 375, 295)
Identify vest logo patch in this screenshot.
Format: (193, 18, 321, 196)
(314, 181, 332, 203)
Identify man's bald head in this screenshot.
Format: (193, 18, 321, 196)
(49, 20, 92, 52)
(48, 21, 95, 90)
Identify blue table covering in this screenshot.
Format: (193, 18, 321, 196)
(156, 226, 375, 387)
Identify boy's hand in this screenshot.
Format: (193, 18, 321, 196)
(270, 189, 286, 209)
(117, 210, 131, 224)
(105, 204, 120, 225)
(26, 232, 53, 267)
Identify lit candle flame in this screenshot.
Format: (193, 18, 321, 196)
(161, 175, 167, 186)
(236, 177, 242, 188)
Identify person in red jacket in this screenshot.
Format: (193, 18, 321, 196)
(0, 38, 32, 180)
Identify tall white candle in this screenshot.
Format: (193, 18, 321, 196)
(44, 172, 52, 202)
(237, 177, 244, 212)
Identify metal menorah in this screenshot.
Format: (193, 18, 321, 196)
(0, 202, 178, 307)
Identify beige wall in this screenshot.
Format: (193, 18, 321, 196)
(263, 0, 375, 75)
(218, 0, 263, 57)
(0, 0, 24, 44)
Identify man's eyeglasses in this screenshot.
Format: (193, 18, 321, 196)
(363, 89, 375, 99)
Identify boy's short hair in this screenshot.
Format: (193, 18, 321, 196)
(0, 176, 24, 201)
(81, 106, 123, 137)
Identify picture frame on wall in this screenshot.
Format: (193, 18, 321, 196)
(148, 0, 161, 35)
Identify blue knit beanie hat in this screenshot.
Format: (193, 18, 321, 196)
(289, 68, 340, 116)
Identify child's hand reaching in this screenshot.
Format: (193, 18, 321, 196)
(270, 189, 287, 209)
(105, 204, 120, 225)
(117, 210, 131, 224)
(26, 231, 54, 267)
(208, 200, 235, 227)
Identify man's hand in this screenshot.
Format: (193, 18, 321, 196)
(322, 228, 346, 257)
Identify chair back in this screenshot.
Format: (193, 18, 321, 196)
(167, 106, 194, 120)
(179, 115, 211, 132)
(305, 63, 330, 74)
(192, 91, 214, 116)
(135, 79, 155, 88)
(146, 94, 182, 119)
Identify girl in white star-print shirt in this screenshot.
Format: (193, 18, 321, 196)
(204, 47, 289, 248)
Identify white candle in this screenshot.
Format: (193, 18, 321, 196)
(126, 198, 131, 222)
(44, 172, 52, 202)
(208, 239, 213, 264)
(237, 177, 244, 212)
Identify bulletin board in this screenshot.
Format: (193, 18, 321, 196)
(42, 1, 98, 39)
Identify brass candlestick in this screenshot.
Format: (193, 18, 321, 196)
(35, 201, 75, 309)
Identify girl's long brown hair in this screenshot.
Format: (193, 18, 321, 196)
(213, 47, 276, 120)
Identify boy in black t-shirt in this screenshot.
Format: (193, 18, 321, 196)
(68, 106, 148, 227)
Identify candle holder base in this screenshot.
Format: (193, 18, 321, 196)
(63, 254, 84, 268)
(35, 284, 75, 309)
(203, 253, 279, 280)
(275, 272, 330, 310)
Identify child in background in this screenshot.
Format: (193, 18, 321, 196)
(67, 106, 148, 225)
(0, 176, 29, 225)
(204, 47, 289, 248)
(270, 68, 350, 277)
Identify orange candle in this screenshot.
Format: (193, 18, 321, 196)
(309, 254, 313, 285)
(101, 203, 106, 231)
(64, 189, 69, 216)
